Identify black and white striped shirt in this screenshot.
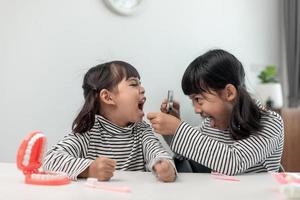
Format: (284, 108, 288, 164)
(43, 115, 173, 180)
(171, 105, 284, 175)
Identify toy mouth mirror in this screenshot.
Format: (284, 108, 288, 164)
(16, 130, 70, 185)
(166, 90, 174, 113)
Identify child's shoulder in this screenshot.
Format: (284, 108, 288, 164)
(68, 131, 91, 139)
(260, 108, 282, 120)
(258, 105, 282, 121)
(259, 106, 283, 129)
(254, 99, 282, 121)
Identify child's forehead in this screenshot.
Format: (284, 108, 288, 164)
(116, 77, 141, 86)
(189, 93, 204, 98)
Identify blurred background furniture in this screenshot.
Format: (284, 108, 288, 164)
(281, 107, 300, 172)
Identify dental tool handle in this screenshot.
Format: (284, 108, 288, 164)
(166, 90, 174, 114)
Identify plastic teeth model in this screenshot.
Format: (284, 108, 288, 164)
(16, 130, 70, 185)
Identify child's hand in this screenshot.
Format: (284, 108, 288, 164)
(147, 112, 181, 135)
(160, 99, 181, 119)
(154, 160, 176, 182)
(88, 156, 116, 181)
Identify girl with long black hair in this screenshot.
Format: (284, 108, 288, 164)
(148, 49, 284, 175)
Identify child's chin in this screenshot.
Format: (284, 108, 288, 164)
(130, 111, 144, 123)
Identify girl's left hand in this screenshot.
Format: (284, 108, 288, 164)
(153, 160, 176, 182)
(147, 112, 181, 135)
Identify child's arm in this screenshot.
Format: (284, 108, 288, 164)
(43, 132, 93, 180)
(140, 122, 176, 182)
(170, 116, 284, 175)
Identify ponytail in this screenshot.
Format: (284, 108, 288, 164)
(229, 87, 262, 140)
(72, 90, 99, 134)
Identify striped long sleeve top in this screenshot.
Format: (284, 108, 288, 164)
(43, 115, 173, 180)
(171, 105, 284, 175)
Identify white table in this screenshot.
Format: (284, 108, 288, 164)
(0, 163, 284, 200)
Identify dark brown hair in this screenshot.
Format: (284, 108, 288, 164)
(72, 61, 140, 134)
(182, 49, 261, 140)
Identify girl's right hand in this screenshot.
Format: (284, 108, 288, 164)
(160, 99, 181, 119)
(88, 156, 116, 181)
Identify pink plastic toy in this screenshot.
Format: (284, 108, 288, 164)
(85, 178, 131, 193)
(16, 130, 70, 185)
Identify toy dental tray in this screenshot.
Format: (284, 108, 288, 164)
(16, 130, 70, 185)
(272, 172, 300, 199)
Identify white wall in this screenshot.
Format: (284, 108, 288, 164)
(0, 0, 283, 162)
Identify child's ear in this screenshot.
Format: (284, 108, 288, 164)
(99, 89, 116, 105)
(224, 84, 237, 102)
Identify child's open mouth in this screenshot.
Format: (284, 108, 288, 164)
(138, 97, 146, 111)
(201, 114, 216, 128)
(137, 97, 146, 118)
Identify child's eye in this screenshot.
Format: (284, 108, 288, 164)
(195, 97, 202, 103)
(130, 83, 139, 86)
(129, 80, 141, 87)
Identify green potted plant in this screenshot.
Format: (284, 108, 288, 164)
(255, 65, 283, 109)
(258, 65, 278, 83)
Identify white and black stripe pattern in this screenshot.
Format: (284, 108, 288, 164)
(171, 105, 284, 176)
(43, 115, 173, 180)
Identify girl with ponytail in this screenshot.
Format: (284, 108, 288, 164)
(43, 61, 176, 182)
(147, 49, 284, 175)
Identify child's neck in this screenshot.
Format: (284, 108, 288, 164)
(100, 109, 129, 128)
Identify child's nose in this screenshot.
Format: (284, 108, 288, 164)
(139, 86, 145, 94)
(193, 103, 202, 114)
(194, 106, 202, 114)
